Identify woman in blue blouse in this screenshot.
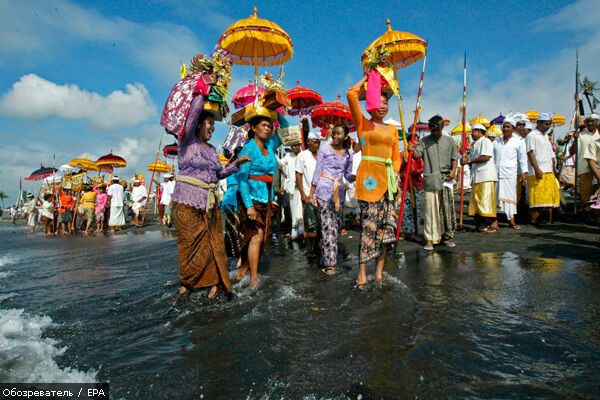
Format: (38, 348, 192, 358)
(236, 106, 284, 289)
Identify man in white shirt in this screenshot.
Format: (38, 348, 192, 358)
(493, 118, 528, 229)
(570, 113, 600, 205)
(295, 129, 320, 249)
(345, 139, 362, 223)
(131, 179, 147, 227)
(462, 123, 497, 232)
(107, 176, 126, 230)
(160, 173, 176, 226)
(281, 143, 303, 239)
(525, 112, 560, 225)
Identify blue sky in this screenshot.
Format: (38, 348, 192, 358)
(1, 0, 598, 202)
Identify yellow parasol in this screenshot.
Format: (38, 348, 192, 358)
(525, 109, 539, 123)
(69, 157, 99, 171)
(218, 7, 293, 79)
(361, 19, 426, 70)
(469, 114, 491, 128)
(360, 19, 427, 152)
(147, 160, 172, 173)
(552, 114, 566, 127)
(451, 122, 472, 135)
(486, 124, 502, 137)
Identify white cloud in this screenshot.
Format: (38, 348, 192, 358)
(0, 0, 216, 81)
(0, 74, 156, 130)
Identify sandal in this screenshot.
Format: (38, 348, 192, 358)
(321, 267, 337, 276)
(509, 224, 521, 230)
(423, 243, 434, 251)
(441, 240, 456, 248)
(354, 279, 367, 292)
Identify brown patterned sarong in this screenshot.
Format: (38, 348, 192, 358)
(238, 200, 271, 252)
(358, 190, 400, 264)
(173, 202, 232, 293)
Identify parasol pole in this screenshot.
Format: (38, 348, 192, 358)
(396, 44, 428, 240)
(394, 67, 418, 235)
(51, 154, 56, 235)
(573, 49, 582, 215)
(141, 132, 165, 225)
(459, 53, 468, 228)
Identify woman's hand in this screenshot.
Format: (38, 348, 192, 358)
(309, 195, 318, 207)
(235, 156, 251, 165)
(247, 206, 257, 221)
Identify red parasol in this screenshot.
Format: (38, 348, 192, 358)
(96, 151, 127, 168)
(407, 122, 429, 136)
(98, 165, 113, 174)
(286, 81, 322, 116)
(232, 82, 265, 109)
(25, 165, 57, 181)
(163, 143, 178, 159)
(310, 95, 355, 131)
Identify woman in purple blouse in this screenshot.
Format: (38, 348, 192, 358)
(172, 109, 249, 301)
(309, 124, 354, 275)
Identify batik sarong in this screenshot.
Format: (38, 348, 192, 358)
(173, 203, 232, 293)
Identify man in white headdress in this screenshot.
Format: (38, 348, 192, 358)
(462, 123, 498, 232)
(107, 176, 126, 231)
(570, 113, 600, 206)
(160, 173, 175, 226)
(296, 129, 321, 247)
(525, 112, 560, 224)
(130, 179, 147, 227)
(493, 117, 528, 229)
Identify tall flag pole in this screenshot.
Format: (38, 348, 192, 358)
(459, 53, 468, 228)
(396, 44, 428, 240)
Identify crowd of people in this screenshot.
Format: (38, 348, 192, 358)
(167, 78, 600, 304)
(16, 174, 177, 236)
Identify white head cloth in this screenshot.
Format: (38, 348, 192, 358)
(538, 112, 553, 121)
(471, 123, 486, 131)
(307, 129, 322, 140)
(585, 113, 600, 121)
(503, 117, 517, 127)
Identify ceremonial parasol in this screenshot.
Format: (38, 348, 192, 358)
(217, 7, 293, 79)
(469, 114, 491, 128)
(24, 165, 57, 181)
(69, 157, 99, 171)
(96, 151, 127, 168)
(490, 114, 505, 125)
(552, 114, 566, 127)
(407, 122, 429, 136)
(487, 124, 502, 137)
(525, 109, 539, 123)
(310, 96, 354, 131)
(163, 143, 178, 159)
(361, 19, 427, 138)
(286, 81, 323, 116)
(232, 82, 265, 109)
(451, 122, 472, 135)
(147, 160, 172, 173)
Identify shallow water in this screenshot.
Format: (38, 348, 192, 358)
(1, 225, 599, 399)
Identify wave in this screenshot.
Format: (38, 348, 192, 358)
(0, 308, 97, 383)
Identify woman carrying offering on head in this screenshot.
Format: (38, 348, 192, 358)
(347, 76, 402, 291)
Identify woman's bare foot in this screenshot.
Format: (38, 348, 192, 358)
(249, 276, 260, 290)
(207, 285, 218, 299)
(235, 266, 248, 281)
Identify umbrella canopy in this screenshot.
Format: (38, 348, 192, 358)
(469, 114, 491, 128)
(217, 7, 293, 69)
(486, 124, 502, 137)
(98, 165, 114, 174)
(552, 114, 566, 127)
(525, 109, 539, 123)
(361, 19, 426, 70)
(163, 143, 178, 159)
(24, 165, 57, 181)
(57, 164, 80, 176)
(408, 122, 429, 133)
(451, 123, 472, 135)
(286, 81, 323, 116)
(490, 114, 505, 125)
(310, 96, 354, 131)
(96, 151, 127, 168)
(69, 157, 99, 171)
(232, 82, 265, 109)
(147, 160, 172, 173)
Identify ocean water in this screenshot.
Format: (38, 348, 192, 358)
(0, 225, 599, 399)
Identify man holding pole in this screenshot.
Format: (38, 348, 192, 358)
(462, 123, 498, 233)
(410, 115, 459, 251)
